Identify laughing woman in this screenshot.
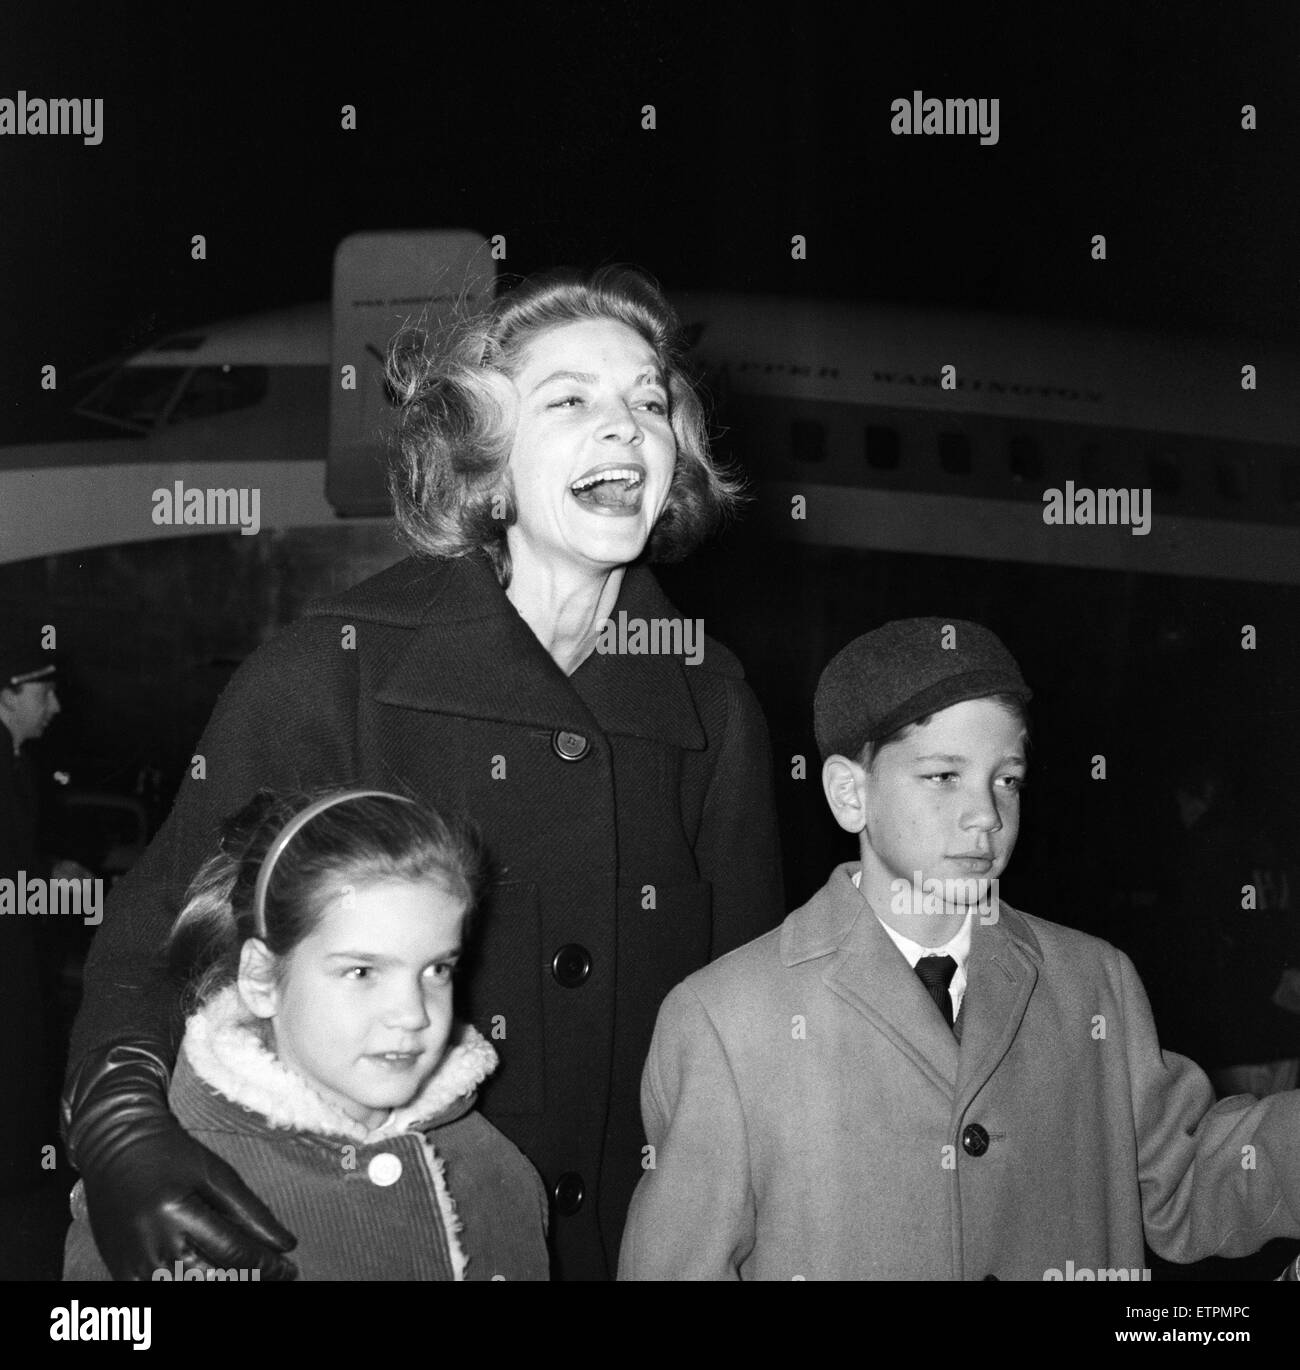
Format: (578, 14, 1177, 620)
(62, 267, 785, 1281)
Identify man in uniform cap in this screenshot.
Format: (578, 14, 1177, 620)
(620, 618, 1300, 1280)
(0, 622, 66, 1259)
(0, 621, 65, 883)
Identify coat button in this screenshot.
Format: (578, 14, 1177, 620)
(551, 730, 589, 761)
(551, 944, 592, 987)
(552, 1172, 585, 1215)
(961, 1123, 990, 1157)
(367, 1153, 403, 1186)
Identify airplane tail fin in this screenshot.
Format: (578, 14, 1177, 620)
(327, 230, 496, 515)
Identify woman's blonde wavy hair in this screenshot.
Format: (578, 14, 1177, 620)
(386, 264, 744, 586)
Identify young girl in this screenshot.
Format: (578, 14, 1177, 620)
(64, 787, 549, 1281)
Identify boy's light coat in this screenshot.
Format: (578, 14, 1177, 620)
(619, 863, 1300, 1280)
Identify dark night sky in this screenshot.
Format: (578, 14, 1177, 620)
(3, 4, 1299, 441)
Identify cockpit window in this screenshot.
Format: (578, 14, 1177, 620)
(74, 364, 269, 433)
(167, 365, 268, 424)
(74, 367, 187, 434)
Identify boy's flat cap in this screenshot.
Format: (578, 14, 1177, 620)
(814, 617, 1030, 761)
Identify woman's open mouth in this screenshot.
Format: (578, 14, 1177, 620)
(569, 465, 646, 513)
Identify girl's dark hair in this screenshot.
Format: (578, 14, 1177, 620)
(860, 692, 1031, 770)
(167, 787, 486, 1011)
(386, 264, 746, 587)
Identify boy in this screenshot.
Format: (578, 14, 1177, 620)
(617, 618, 1300, 1280)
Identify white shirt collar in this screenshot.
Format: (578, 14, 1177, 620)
(852, 867, 972, 1015)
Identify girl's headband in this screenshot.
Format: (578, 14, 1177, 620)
(252, 789, 415, 938)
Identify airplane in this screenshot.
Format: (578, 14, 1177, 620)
(2, 231, 1298, 585)
(671, 291, 1300, 586)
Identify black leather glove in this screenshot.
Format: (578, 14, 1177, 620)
(63, 1040, 298, 1281)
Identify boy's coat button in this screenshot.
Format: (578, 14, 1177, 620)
(961, 1124, 990, 1156)
(552, 1172, 586, 1215)
(368, 1153, 403, 1186)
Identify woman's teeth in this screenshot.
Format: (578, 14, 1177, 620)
(569, 469, 646, 509)
(569, 467, 644, 494)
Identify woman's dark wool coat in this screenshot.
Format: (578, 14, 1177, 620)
(68, 550, 785, 1279)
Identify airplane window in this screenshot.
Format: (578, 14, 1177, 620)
(1007, 436, 1043, 482)
(791, 419, 826, 463)
(864, 426, 899, 469)
(75, 366, 187, 433)
(168, 366, 269, 424)
(1147, 453, 1182, 495)
(1213, 460, 1245, 501)
(938, 433, 971, 475)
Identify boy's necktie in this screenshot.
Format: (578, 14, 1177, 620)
(915, 955, 958, 1029)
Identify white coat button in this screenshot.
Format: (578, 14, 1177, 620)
(368, 1153, 403, 1186)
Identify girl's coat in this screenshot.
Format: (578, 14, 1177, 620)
(65, 986, 549, 1280)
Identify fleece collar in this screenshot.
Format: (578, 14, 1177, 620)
(181, 983, 498, 1144)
